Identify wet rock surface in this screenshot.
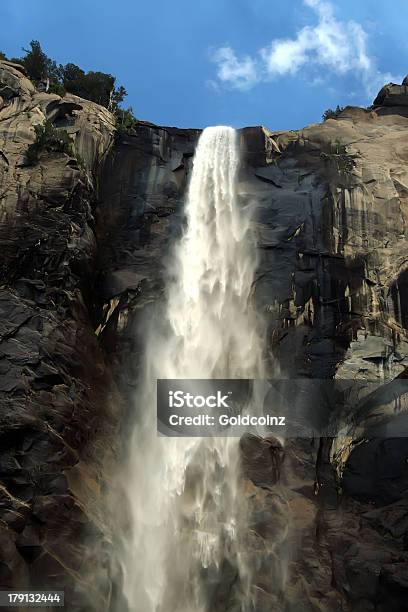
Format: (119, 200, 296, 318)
(2, 60, 408, 610)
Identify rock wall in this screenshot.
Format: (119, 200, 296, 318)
(2, 58, 408, 611)
(95, 122, 200, 400)
(239, 103, 408, 610)
(0, 61, 121, 610)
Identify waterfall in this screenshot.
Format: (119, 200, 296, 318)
(122, 126, 263, 611)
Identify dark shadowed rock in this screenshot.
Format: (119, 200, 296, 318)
(239, 433, 284, 488)
(373, 83, 408, 108)
(343, 439, 408, 505)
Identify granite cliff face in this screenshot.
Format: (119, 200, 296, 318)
(238, 107, 408, 610)
(1, 58, 408, 611)
(0, 60, 121, 609)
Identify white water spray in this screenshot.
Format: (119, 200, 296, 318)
(122, 126, 263, 611)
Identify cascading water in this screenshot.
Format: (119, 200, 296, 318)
(122, 126, 264, 611)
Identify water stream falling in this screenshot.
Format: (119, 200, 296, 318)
(122, 126, 264, 611)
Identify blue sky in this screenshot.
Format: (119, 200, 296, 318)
(1, 0, 407, 130)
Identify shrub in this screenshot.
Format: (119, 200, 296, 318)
(322, 105, 345, 121)
(48, 81, 66, 97)
(115, 106, 137, 135)
(26, 120, 73, 164)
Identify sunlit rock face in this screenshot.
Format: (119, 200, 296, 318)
(2, 58, 408, 611)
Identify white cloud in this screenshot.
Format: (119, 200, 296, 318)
(211, 46, 258, 90)
(260, 2, 371, 78)
(210, 0, 401, 98)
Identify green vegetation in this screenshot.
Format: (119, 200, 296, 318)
(20, 40, 60, 83)
(59, 62, 127, 108)
(322, 105, 345, 121)
(26, 120, 74, 164)
(0, 41, 136, 133)
(116, 106, 138, 135)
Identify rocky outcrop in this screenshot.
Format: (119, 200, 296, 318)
(2, 59, 408, 611)
(0, 61, 121, 609)
(373, 81, 408, 109)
